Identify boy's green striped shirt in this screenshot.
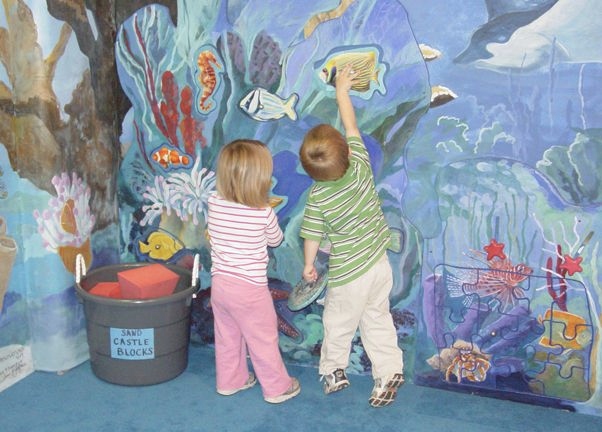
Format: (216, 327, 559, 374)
(300, 136, 391, 287)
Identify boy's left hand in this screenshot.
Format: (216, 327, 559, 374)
(302, 264, 318, 283)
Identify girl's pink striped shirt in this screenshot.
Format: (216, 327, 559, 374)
(208, 194, 283, 285)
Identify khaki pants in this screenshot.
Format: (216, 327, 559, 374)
(319, 253, 404, 380)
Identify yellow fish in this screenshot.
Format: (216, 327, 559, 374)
(269, 196, 284, 208)
(139, 231, 183, 260)
(319, 50, 383, 93)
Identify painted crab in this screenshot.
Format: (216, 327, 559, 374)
(445, 349, 491, 383)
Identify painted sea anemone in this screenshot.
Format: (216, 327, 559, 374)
(33, 172, 95, 272)
(141, 156, 216, 227)
(168, 157, 216, 225)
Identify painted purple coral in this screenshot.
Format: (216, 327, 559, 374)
(422, 273, 448, 349)
(249, 31, 282, 89)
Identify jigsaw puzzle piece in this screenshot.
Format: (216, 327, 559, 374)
(528, 358, 591, 401)
(487, 355, 524, 377)
(520, 343, 548, 377)
(446, 300, 473, 325)
(473, 304, 531, 348)
(538, 309, 592, 350)
(450, 302, 490, 342)
(545, 351, 588, 380)
(485, 316, 544, 355)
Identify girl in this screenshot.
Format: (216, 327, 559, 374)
(208, 139, 300, 404)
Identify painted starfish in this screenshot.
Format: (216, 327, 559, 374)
(268, 278, 302, 342)
(484, 239, 506, 261)
(559, 254, 583, 276)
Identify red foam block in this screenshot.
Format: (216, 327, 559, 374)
(89, 282, 122, 299)
(118, 264, 179, 299)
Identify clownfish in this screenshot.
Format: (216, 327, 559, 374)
(152, 146, 191, 169)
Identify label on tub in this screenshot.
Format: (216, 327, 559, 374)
(110, 328, 155, 360)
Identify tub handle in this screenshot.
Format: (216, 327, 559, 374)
(192, 254, 199, 287)
(192, 253, 202, 298)
(75, 253, 87, 284)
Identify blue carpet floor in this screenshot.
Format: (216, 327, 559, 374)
(2, 345, 602, 432)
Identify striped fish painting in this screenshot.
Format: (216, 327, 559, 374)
(239, 87, 299, 122)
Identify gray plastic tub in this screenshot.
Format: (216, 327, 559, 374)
(76, 262, 196, 386)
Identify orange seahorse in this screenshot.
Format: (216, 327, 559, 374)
(197, 50, 222, 112)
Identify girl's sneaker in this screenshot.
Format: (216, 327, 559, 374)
(217, 372, 257, 396)
(368, 373, 404, 407)
(264, 377, 301, 404)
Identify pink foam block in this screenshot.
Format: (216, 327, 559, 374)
(118, 264, 179, 299)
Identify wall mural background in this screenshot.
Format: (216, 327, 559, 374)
(0, 0, 122, 386)
(115, 0, 426, 375)
(0, 0, 601, 418)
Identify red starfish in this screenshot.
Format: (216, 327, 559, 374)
(559, 254, 583, 276)
(484, 239, 506, 261)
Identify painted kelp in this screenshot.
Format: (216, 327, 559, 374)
(115, 0, 429, 372)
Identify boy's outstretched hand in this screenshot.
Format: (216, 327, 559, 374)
(335, 64, 358, 94)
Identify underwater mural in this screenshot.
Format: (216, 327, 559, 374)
(115, 0, 602, 416)
(403, 0, 602, 415)
(0, 0, 600, 419)
(115, 0, 426, 377)
(0, 0, 121, 383)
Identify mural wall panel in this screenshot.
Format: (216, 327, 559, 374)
(0, 0, 600, 420)
(0, 0, 121, 385)
(113, 0, 602, 416)
(113, 0, 602, 417)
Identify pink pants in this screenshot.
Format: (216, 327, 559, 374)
(211, 274, 293, 398)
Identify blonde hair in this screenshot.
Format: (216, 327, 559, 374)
(216, 139, 273, 208)
(299, 124, 349, 181)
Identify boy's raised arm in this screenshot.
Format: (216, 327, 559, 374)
(335, 65, 360, 138)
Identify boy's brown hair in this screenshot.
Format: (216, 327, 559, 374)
(299, 124, 349, 181)
(216, 139, 273, 208)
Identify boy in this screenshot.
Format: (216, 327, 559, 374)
(298, 65, 404, 408)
